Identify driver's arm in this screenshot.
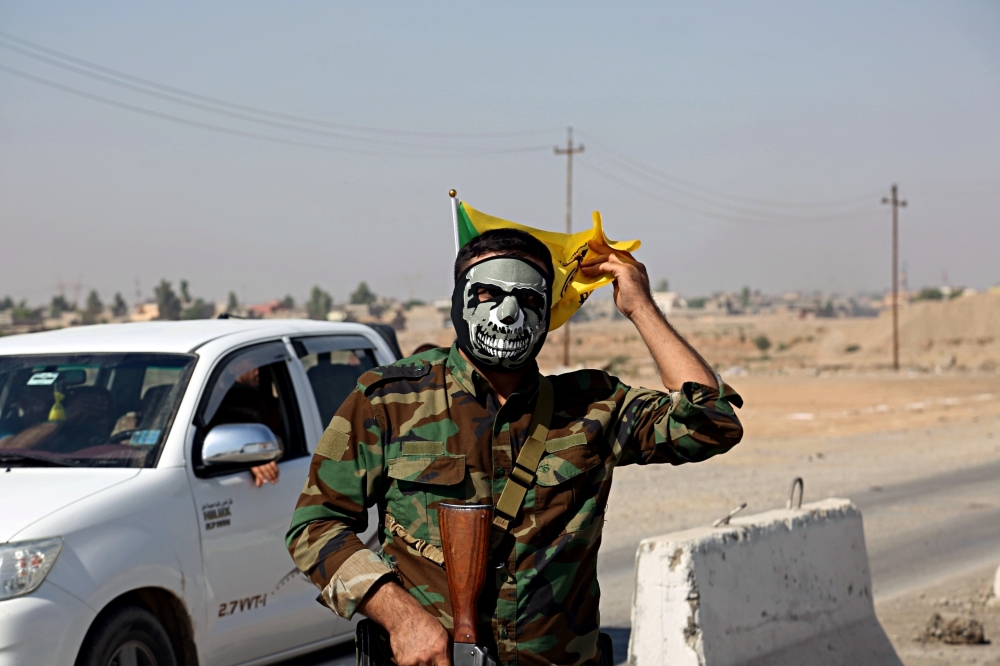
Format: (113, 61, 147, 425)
(250, 461, 279, 486)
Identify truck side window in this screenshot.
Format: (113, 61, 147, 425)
(195, 342, 306, 474)
(292, 336, 377, 427)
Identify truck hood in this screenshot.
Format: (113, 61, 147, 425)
(0, 468, 141, 542)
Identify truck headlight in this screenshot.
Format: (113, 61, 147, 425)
(0, 537, 63, 600)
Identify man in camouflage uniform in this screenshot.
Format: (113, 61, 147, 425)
(287, 229, 743, 666)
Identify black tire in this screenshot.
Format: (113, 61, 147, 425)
(76, 605, 177, 666)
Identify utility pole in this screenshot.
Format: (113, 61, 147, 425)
(554, 126, 584, 367)
(882, 184, 907, 371)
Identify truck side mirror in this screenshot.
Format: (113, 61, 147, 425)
(202, 423, 282, 466)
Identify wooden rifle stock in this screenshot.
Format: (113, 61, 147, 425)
(439, 504, 495, 665)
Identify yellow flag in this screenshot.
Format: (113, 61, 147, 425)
(455, 200, 640, 330)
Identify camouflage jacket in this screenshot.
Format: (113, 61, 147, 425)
(286, 345, 743, 666)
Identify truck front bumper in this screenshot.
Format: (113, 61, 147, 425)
(0, 581, 95, 665)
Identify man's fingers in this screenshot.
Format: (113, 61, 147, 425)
(583, 253, 637, 272)
(581, 256, 611, 270)
(580, 261, 614, 276)
(586, 240, 637, 264)
(582, 253, 626, 270)
(581, 256, 632, 277)
(580, 262, 615, 277)
(582, 251, 611, 266)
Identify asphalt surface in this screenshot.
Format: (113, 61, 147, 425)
(287, 458, 1000, 666)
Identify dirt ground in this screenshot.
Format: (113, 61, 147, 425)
(681, 371, 1000, 439)
(399, 307, 1000, 444)
(877, 564, 1000, 666)
(400, 290, 1000, 381)
(597, 373, 1000, 552)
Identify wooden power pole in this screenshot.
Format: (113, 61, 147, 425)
(882, 184, 907, 371)
(554, 127, 584, 367)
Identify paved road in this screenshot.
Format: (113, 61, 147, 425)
(287, 458, 1000, 666)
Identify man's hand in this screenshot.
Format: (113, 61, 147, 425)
(580, 240, 656, 320)
(359, 579, 450, 666)
(580, 239, 717, 390)
(250, 461, 279, 487)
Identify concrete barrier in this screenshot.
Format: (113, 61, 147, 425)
(627, 498, 901, 666)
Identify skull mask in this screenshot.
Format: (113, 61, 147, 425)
(451, 256, 551, 372)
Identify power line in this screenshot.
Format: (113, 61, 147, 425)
(585, 150, 879, 222)
(577, 131, 883, 210)
(578, 160, 880, 226)
(0, 31, 561, 140)
(0, 41, 544, 151)
(0, 66, 552, 158)
(0, 31, 905, 217)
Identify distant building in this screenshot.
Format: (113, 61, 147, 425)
(404, 304, 450, 332)
(249, 300, 308, 320)
(131, 303, 160, 322)
(652, 291, 686, 316)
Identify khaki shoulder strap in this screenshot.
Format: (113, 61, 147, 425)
(490, 376, 554, 549)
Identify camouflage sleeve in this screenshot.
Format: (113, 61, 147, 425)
(285, 388, 391, 620)
(614, 380, 744, 467)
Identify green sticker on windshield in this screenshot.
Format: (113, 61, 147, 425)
(27, 372, 59, 386)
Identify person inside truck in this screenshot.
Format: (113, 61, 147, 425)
(0, 386, 111, 453)
(206, 360, 283, 487)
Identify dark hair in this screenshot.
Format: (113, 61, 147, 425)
(454, 228, 554, 282)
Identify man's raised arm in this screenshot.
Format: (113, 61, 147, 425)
(581, 239, 717, 391)
(581, 240, 743, 465)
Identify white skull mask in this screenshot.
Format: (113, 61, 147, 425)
(453, 257, 550, 371)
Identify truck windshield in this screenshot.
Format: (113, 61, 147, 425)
(0, 353, 195, 468)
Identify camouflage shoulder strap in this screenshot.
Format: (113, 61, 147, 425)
(490, 376, 554, 550)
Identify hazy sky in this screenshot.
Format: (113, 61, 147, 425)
(2, 2, 998, 306)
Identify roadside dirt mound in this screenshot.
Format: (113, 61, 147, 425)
(662, 292, 1000, 374)
(834, 292, 1000, 371)
(920, 613, 987, 645)
(899, 292, 1000, 342)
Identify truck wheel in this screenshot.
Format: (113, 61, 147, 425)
(76, 605, 177, 666)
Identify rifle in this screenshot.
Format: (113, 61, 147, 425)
(439, 503, 497, 666)
(355, 503, 497, 666)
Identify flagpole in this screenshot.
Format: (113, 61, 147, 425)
(450, 189, 460, 255)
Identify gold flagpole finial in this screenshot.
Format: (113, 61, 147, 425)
(449, 189, 457, 198)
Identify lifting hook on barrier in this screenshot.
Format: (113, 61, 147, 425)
(787, 477, 804, 510)
(712, 503, 747, 527)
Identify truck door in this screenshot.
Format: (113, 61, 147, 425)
(187, 341, 351, 666)
(290, 333, 388, 550)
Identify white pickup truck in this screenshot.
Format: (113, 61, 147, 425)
(0, 319, 401, 666)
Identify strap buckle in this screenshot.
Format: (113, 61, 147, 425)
(488, 376, 554, 552)
(492, 510, 515, 532)
(508, 462, 536, 488)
